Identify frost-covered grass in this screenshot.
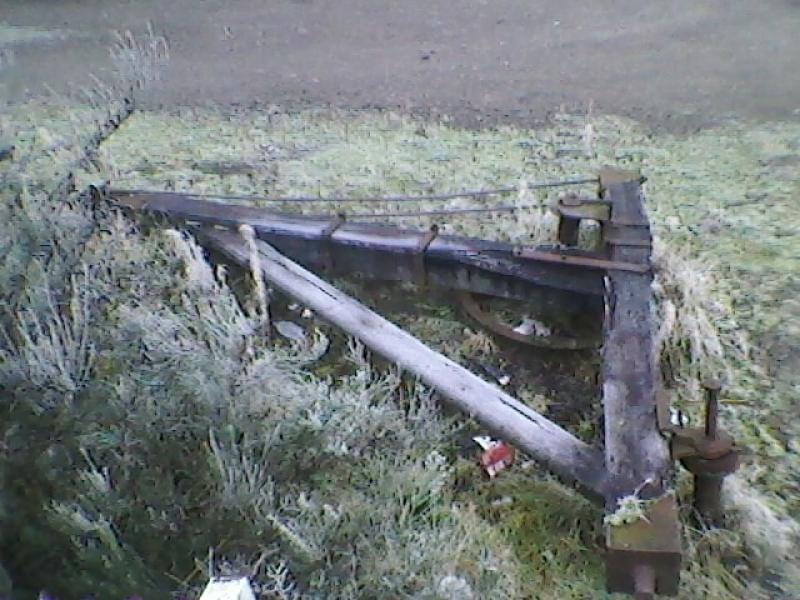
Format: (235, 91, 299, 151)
(0, 23, 73, 47)
(2, 94, 798, 598)
(0, 188, 521, 598)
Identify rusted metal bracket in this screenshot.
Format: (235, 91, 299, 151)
(412, 224, 439, 286)
(606, 493, 682, 599)
(660, 380, 741, 525)
(555, 192, 611, 246)
(556, 192, 612, 221)
(320, 212, 346, 274)
(512, 246, 651, 273)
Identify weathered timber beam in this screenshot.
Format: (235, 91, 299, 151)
(197, 225, 610, 499)
(600, 170, 671, 502)
(109, 189, 604, 317)
(600, 170, 679, 597)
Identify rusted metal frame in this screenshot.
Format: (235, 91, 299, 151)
(599, 170, 679, 598)
(113, 177, 697, 596)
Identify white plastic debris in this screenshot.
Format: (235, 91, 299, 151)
(491, 496, 514, 507)
(472, 360, 511, 387)
(472, 435, 493, 451)
(198, 577, 256, 600)
(670, 407, 689, 428)
(288, 303, 301, 312)
(301, 308, 314, 319)
(437, 574, 475, 600)
(274, 320, 307, 343)
(512, 317, 551, 337)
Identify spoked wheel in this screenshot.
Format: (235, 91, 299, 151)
(456, 291, 598, 350)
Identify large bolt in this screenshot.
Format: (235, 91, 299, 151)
(703, 377, 721, 439)
(691, 378, 730, 526)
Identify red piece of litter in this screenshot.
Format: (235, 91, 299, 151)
(479, 441, 515, 478)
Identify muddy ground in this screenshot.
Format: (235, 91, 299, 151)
(2, 0, 800, 131)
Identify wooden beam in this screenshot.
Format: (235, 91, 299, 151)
(109, 189, 606, 302)
(600, 170, 671, 503)
(197, 226, 610, 499)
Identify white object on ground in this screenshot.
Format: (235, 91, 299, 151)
(512, 317, 551, 337)
(198, 577, 256, 600)
(274, 320, 307, 343)
(472, 435, 494, 451)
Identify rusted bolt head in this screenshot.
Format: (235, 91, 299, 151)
(682, 450, 740, 476)
(693, 432, 736, 459)
(671, 428, 735, 460)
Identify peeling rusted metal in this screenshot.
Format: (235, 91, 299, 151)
(513, 246, 651, 273)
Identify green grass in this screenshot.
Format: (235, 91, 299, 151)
(2, 96, 798, 598)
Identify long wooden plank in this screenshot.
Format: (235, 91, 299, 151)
(109, 190, 606, 301)
(198, 226, 610, 499)
(600, 171, 671, 503)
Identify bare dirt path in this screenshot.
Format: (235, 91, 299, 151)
(2, 0, 800, 130)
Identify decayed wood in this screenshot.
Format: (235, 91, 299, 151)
(109, 190, 605, 319)
(198, 226, 610, 499)
(600, 170, 671, 504)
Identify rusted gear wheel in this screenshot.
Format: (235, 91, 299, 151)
(457, 291, 597, 350)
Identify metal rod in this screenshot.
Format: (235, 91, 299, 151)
(109, 176, 597, 205)
(704, 379, 721, 439)
(348, 202, 543, 218)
